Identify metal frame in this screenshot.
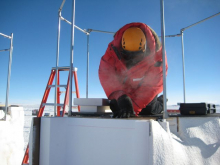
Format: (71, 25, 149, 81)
(159, 9, 220, 117)
(21, 1, 220, 164)
(68, 0, 76, 116)
(160, 0, 168, 119)
(179, 12, 220, 103)
(56, 0, 177, 118)
(56, 0, 220, 118)
(0, 32, 13, 121)
(55, 0, 88, 116)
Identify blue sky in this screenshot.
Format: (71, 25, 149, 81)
(0, 0, 220, 105)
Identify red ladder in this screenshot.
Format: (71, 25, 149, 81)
(22, 66, 80, 164)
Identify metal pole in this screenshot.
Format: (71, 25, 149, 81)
(60, 16, 89, 35)
(75, 25, 89, 34)
(68, 0, 76, 116)
(159, 34, 181, 38)
(54, 11, 62, 117)
(179, 12, 220, 103)
(59, 0, 66, 12)
(86, 33, 90, 98)
(181, 30, 186, 103)
(4, 33, 13, 120)
(0, 33, 11, 39)
(181, 12, 220, 31)
(87, 29, 181, 38)
(60, 16, 72, 25)
(88, 29, 115, 34)
(0, 49, 10, 52)
(160, 0, 168, 119)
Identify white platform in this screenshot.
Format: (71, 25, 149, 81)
(29, 116, 220, 165)
(74, 98, 110, 113)
(37, 118, 151, 165)
(74, 98, 110, 106)
(80, 106, 110, 113)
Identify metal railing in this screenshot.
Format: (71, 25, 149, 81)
(57, 0, 220, 119)
(160, 0, 168, 119)
(55, 0, 89, 116)
(0, 33, 13, 121)
(179, 12, 220, 103)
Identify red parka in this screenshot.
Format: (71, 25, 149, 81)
(99, 22, 168, 115)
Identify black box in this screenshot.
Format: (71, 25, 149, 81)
(179, 103, 216, 115)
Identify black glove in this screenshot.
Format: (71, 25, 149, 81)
(110, 95, 134, 118)
(117, 95, 134, 118)
(109, 99, 121, 118)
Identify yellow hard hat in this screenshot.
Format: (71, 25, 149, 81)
(122, 27, 146, 52)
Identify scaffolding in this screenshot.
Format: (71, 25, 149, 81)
(54, 0, 220, 119)
(21, 0, 220, 163)
(52, 0, 169, 118)
(1, 1, 218, 122)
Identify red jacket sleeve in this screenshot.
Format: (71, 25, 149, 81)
(99, 49, 127, 100)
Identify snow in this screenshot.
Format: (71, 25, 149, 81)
(0, 104, 219, 164)
(152, 117, 220, 165)
(0, 105, 57, 165)
(0, 107, 24, 165)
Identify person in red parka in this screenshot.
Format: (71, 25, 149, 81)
(99, 22, 168, 118)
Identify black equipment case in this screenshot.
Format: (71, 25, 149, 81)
(179, 103, 216, 115)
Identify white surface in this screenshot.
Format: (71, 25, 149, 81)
(35, 115, 220, 165)
(74, 98, 110, 106)
(40, 118, 151, 165)
(0, 107, 24, 165)
(80, 105, 110, 112)
(22, 104, 220, 164)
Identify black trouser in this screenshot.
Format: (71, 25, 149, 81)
(139, 95, 163, 115)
